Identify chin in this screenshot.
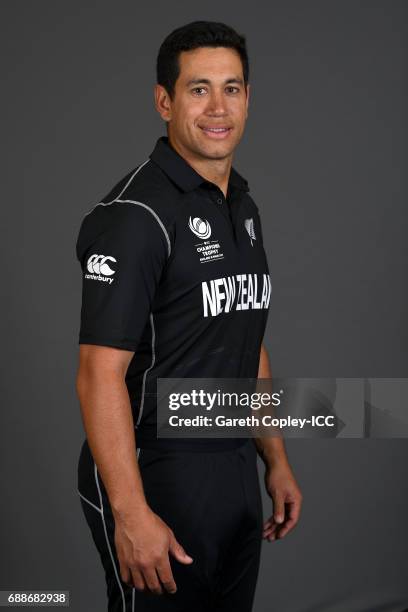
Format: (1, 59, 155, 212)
(201, 142, 234, 159)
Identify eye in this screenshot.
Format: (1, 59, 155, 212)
(226, 86, 240, 94)
(192, 87, 207, 95)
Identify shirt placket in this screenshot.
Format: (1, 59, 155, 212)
(213, 186, 245, 245)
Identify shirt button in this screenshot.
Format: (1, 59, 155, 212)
(217, 197, 223, 204)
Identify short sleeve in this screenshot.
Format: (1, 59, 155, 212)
(75, 202, 169, 351)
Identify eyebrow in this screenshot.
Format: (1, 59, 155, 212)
(186, 77, 244, 87)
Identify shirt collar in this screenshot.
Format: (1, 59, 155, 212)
(149, 136, 250, 194)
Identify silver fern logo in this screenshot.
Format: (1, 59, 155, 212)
(188, 216, 212, 239)
(244, 218, 256, 246)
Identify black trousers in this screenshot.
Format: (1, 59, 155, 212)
(77, 438, 263, 611)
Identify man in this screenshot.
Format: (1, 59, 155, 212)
(75, 20, 302, 612)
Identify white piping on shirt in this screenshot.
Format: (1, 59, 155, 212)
(135, 313, 156, 428)
(105, 158, 151, 204)
(94, 462, 126, 611)
(77, 489, 102, 514)
(77, 449, 143, 610)
(115, 199, 171, 257)
(82, 158, 151, 218)
(91, 450, 142, 611)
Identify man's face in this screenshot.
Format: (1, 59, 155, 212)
(156, 46, 250, 161)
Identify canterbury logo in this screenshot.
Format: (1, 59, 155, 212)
(188, 216, 211, 239)
(244, 218, 256, 246)
(87, 254, 117, 276)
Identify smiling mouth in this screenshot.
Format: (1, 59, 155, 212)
(200, 126, 232, 133)
(199, 126, 233, 140)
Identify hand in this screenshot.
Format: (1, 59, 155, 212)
(113, 505, 193, 595)
(263, 460, 303, 541)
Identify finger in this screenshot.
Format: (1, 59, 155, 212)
(129, 568, 146, 592)
(168, 533, 193, 564)
(263, 521, 279, 535)
(265, 517, 287, 540)
(119, 561, 131, 586)
(263, 515, 274, 529)
(263, 515, 278, 528)
(275, 500, 301, 537)
(276, 517, 298, 539)
(156, 559, 177, 594)
(287, 500, 302, 523)
(263, 525, 278, 538)
(142, 567, 163, 595)
(263, 515, 280, 535)
(273, 496, 286, 524)
(267, 528, 279, 541)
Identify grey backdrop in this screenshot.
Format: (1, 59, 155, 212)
(2, 1, 408, 611)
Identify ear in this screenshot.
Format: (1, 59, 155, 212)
(245, 83, 250, 118)
(154, 83, 172, 123)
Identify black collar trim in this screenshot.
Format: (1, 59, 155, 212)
(149, 136, 250, 193)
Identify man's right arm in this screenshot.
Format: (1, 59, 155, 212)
(75, 202, 192, 593)
(76, 343, 193, 595)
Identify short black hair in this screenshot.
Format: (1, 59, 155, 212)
(156, 21, 249, 100)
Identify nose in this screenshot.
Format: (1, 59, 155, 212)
(205, 89, 228, 116)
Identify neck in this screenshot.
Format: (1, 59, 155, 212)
(167, 131, 232, 198)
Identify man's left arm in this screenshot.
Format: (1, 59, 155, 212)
(254, 343, 303, 541)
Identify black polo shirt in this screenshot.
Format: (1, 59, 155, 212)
(76, 136, 271, 447)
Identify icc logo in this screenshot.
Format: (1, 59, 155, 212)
(87, 254, 117, 276)
(188, 216, 211, 239)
